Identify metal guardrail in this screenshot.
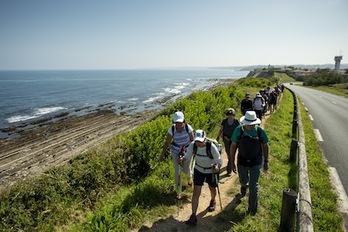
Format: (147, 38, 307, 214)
(280, 87, 314, 232)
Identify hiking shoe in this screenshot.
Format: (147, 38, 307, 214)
(185, 214, 197, 226)
(208, 200, 216, 212)
(226, 172, 232, 177)
(241, 186, 247, 197)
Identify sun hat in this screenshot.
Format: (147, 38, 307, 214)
(194, 129, 206, 142)
(174, 111, 185, 123)
(225, 108, 235, 116)
(240, 111, 261, 125)
(245, 93, 250, 98)
(255, 93, 262, 98)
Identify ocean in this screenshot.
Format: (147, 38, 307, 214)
(0, 68, 248, 133)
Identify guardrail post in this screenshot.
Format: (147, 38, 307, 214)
(290, 139, 298, 162)
(279, 188, 297, 232)
(292, 119, 298, 137)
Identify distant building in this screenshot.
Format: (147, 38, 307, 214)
(334, 55, 343, 73)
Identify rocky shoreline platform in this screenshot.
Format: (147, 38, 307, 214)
(0, 108, 152, 192)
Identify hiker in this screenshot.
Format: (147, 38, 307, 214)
(240, 93, 253, 115)
(269, 89, 278, 113)
(178, 129, 223, 225)
(229, 111, 269, 215)
(216, 108, 240, 176)
(252, 93, 265, 121)
(260, 89, 268, 117)
(159, 111, 194, 199)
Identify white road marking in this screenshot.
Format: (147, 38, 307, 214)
(314, 129, 324, 142)
(328, 167, 348, 215)
(309, 115, 314, 121)
(332, 101, 337, 105)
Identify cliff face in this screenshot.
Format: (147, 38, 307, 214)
(246, 70, 274, 78)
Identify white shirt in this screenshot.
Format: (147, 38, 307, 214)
(184, 140, 223, 174)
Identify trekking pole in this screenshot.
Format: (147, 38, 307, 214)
(215, 172, 223, 211)
(212, 164, 223, 211)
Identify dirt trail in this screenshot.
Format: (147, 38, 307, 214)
(136, 114, 270, 232)
(0, 110, 150, 192)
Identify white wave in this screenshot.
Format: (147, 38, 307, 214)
(6, 106, 65, 123)
(127, 97, 139, 101)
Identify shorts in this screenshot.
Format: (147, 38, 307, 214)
(193, 168, 218, 188)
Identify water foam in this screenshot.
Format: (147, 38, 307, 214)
(6, 106, 65, 123)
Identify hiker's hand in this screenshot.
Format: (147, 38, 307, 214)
(178, 157, 184, 165)
(232, 163, 237, 173)
(213, 165, 220, 173)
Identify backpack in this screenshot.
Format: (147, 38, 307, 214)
(237, 127, 262, 163)
(193, 138, 221, 159)
(253, 97, 265, 106)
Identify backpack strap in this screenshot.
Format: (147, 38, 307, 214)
(238, 126, 262, 140)
(193, 140, 214, 159)
(172, 124, 190, 136)
(206, 140, 213, 159)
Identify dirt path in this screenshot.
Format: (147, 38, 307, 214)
(136, 113, 271, 232)
(0, 110, 150, 192)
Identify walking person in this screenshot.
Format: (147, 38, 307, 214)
(216, 108, 240, 176)
(178, 129, 222, 225)
(252, 93, 265, 121)
(159, 111, 194, 199)
(240, 93, 253, 116)
(229, 111, 269, 215)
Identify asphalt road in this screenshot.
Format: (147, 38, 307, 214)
(286, 83, 348, 196)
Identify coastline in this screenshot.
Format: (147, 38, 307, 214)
(0, 78, 237, 191)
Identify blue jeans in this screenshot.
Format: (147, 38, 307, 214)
(237, 164, 261, 212)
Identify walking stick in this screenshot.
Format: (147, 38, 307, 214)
(213, 171, 223, 211)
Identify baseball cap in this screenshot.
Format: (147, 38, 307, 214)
(173, 111, 184, 123)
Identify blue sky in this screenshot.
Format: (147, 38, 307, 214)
(1, 0, 347, 70)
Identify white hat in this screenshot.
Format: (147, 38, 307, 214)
(194, 129, 206, 142)
(240, 111, 261, 125)
(173, 111, 184, 123)
(255, 93, 262, 98)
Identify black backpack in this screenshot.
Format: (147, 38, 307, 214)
(237, 127, 262, 162)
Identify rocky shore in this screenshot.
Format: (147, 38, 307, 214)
(0, 109, 152, 192)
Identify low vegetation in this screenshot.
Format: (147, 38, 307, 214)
(0, 74, 344, 231)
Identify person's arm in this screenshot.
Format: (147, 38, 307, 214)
(159, 133, 172, 161)
(230, 142, 238, 173)
(216, 124, 224, 142)
(262, 143, 269, 171)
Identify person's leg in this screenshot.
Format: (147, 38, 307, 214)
(223, 138, 231, 174)
(237, 164, 249, 196)
(192, 185, 202, 214)
(183, 155, 193, 185)
(171, 153, 181, 195)
(248, 164, 261, 213)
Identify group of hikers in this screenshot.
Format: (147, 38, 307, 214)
(241, 84, 283, 121)
(158, 86, 282, 225)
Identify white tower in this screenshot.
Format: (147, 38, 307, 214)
(334, 55, 343, 73)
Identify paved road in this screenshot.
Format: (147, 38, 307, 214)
(286, 83, 348, 196)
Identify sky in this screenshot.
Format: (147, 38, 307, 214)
(0, 0, 347, 70)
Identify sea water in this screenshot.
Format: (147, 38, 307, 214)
(0, 68, 248, 129)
